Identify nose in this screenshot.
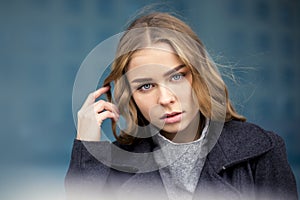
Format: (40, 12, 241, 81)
(158, 86, 175, 106)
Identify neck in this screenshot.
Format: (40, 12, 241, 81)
(161, 112, 201, 143)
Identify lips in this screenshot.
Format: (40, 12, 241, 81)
(160, 112, 183, 124)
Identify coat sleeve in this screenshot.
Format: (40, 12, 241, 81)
(64, 139, 112, 200)
(253, 132, 298, 200)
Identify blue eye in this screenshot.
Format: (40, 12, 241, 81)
(138, 83, 153, 91)
(171, 73, 184, 81)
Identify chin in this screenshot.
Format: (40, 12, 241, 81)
(161, 125, 183, 134)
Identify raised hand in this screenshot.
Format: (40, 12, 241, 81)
(76, 86, 119, 141)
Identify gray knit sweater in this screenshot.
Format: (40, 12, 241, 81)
(152, 119, 209, 200)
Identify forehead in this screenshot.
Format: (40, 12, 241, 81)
(127, 43, 182, 71)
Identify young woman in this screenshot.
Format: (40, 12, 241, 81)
(65, 12, 298, 200)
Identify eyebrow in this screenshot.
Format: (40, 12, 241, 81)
(130, 64, 186, 84)
(131, 77, 153, 83)
(163, 64, 186, 77)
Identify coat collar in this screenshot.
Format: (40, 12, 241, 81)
(117, 120, 275, 199)
(206, 120, 274, 173)
(126, 120, 275, 173)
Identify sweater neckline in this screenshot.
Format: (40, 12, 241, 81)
(153, 118, 210, 147)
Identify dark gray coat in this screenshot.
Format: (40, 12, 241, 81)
(65, 120, 298, 200)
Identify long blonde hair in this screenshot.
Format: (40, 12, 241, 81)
(104, 12, 246, 144)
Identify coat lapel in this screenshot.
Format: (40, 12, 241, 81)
(117, 170, 168, 200)
(193, 141, 242, 199)
(113, 138, 169, 199)
(192, 120, 274, 199)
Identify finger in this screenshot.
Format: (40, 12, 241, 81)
(94, 100, 119, 115)
(96, 111, 119, 125)
(82, 86, 110, 109)
(93, 86, 110, 99)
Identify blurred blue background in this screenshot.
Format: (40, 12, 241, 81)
(0, 0, 299, 199)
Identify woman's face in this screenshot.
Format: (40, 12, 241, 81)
(126, 43, 199, 136)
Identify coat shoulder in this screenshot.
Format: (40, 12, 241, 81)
(223, 120, 283, 146)
(218, 120, 283, 164)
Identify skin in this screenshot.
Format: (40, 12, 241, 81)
(76, 86, 120, 141)
(126, 43, 201, 143)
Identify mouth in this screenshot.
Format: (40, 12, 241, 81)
(160, 111, 184, 124)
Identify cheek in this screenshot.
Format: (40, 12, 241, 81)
(175, 85, 199, 109)
(132, 93, 151, 118)
(132, 93, 165, 124)
(173, 82, 193, 101)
